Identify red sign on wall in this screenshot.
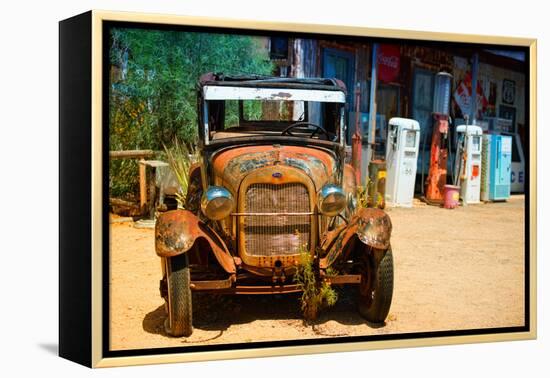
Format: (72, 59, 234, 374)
(453, 72, 488, 119)
(377, 44, 400, 83)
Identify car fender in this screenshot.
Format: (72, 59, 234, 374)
(321, 207, 392, 268)
(155, 209, 236, 274)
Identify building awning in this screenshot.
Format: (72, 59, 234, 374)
(484, 49, 526, 62)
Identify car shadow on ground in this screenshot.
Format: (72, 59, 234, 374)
(310, 288, 389, 330)
(143, 287, 388, 339)
(142, 303, 228, 342)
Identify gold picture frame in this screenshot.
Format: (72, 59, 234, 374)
(59, 9, 537, 368)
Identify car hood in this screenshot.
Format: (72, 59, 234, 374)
(211, 145, 339, 194)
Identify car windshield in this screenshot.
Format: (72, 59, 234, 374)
(203, 86, 345, 144)
(238, 99, 306, 122)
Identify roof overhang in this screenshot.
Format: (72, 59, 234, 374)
(203, 86, 346, 103)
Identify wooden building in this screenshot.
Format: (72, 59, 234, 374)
(259, 36, 527, 191)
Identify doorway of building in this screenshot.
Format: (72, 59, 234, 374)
(322, 47, 355, 109)
(412, 68, 435, 145)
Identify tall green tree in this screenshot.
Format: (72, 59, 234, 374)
(109, 28, 274, 197)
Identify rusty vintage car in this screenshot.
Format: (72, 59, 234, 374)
(156, 73, 393, 336)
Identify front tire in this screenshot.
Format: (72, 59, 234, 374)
(358, 248, 394, 324)
(165, 253, 193, 337)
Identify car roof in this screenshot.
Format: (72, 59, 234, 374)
(198, 72, 347, 93)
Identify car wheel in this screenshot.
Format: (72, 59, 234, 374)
(358, 247, 393, 324)
(164, 253, 193, 337)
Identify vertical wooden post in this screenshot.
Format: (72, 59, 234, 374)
(367, 43, 378, 166)
(351, 83, 362, 185)
(139, 159, 147, 214)
(148, 166, 157, 219)
(469, 53, 479, 125)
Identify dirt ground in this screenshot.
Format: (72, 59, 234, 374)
(109, 196, 525, 351)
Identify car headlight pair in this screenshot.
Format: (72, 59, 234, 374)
(201, 183, 346, 220)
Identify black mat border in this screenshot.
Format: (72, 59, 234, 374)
(101, 19, 531, 360)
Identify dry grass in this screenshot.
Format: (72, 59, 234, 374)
(163, 138, 198, 208)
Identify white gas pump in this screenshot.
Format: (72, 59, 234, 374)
(385, 117, 420, 207)
(456, 125, 483, 204)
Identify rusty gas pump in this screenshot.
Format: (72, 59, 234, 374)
(425, 113, 449, 203)
(424, 72, 453, 204)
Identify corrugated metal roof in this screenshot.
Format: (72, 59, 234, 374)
(484, 49, 526, 62)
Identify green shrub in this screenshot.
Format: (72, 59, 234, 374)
(294, 247, 338, 321)
(357, 184, 368, 208)
(109, 158, 140, 200)
(108, 28, 274, 198)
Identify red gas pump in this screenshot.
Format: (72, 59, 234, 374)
(424, 72, 453, 204)
(425, 113, 449, 203)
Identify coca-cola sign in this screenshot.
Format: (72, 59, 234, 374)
(377, 44, 400, 83)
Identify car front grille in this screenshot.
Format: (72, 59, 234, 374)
(243, 183, 311, 257)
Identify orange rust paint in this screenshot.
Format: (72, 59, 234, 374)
(155, 209, 236, 274)
(212, 145, 337, 192)
(343, 164, 357, 195)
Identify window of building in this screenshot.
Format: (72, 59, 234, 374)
(270, 37, 289, 60)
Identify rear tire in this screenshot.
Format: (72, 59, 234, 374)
(358, 248, 394, 324)
(165, 253, 193, 337)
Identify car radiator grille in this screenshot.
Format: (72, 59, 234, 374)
(243, 183, 310, 257)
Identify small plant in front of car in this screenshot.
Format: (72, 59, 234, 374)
(294, 246, 338, 322)
(357, 184, 369, 209)
(163, 137, 198, 209)
(357, 179, 385, 209)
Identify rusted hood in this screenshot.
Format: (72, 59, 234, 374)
(212, 145, 338, 192)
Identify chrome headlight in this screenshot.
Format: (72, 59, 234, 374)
(201, 186, 235, 220)
(317, 184, 346, 216)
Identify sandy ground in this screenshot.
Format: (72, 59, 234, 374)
(109, 196, 525, 350)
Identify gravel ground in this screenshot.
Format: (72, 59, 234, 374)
(109, 195, 525, 350)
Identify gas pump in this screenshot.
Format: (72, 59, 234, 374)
(424, 72, 453, 204)
(385, 118, 420, 207)
(455, 125, 483, 204)
(480, 134, 512, 201)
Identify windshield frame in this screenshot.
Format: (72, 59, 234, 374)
(201, 85, 346, 148)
